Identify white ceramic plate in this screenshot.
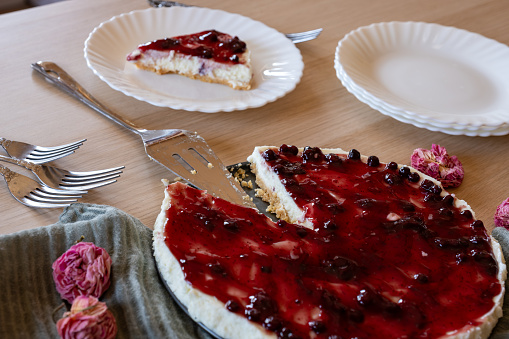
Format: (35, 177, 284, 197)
(340, 76, 509, 136)
(335, 22, 509, 129)
(84, 7, 303, 112)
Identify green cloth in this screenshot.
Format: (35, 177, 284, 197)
(0, 203, 212, 339)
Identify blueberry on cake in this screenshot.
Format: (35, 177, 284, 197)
(127, 30, 252, 90)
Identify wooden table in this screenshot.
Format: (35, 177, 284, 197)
(1, 0, 509, 235)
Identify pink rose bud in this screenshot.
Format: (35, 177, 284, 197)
(495, 198, 509, 229)
(410, 144, 464, 188)
(56, 295, 117, 339)
(52, 242, 112, 303)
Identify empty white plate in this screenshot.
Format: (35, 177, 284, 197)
(335, 22, 509, 134)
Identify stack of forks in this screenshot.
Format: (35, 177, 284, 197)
(0, 138, 124, 208)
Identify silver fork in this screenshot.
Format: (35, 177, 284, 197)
(147, 0, 323, 43)
(0, 137, 86, 164)
(0, 154, 124, 191)
(0, 164, 85, 208)
(32, 61, 254, 208)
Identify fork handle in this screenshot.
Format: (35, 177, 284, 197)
(31, 61, 145, 137)
(0, 154, 37, 171)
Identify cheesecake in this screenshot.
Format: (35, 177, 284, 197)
(127, 30, 252, 90)
(153, 145, 506, 339)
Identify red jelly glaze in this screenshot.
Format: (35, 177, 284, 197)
(128, 29, 246, 64)
(163, 146, 501, 339)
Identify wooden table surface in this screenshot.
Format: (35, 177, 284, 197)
(1, 0, 508, 235)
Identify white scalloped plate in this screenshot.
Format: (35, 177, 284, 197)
(335, 22, 509, 129)
(84, 7, 303, 113)
(340, 75, 509, 137)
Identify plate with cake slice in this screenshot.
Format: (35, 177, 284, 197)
(84, 7, 303, 112)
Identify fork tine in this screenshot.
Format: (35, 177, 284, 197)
(63, 166, 125, 178)
(62, 170, 123, 182)
(61, 173, 121, 186)
(27, 191, 80, 203)
(38, 185, 87, 195)
(31, 139, 86, 153)
(57, 179, 118, 191)
(19, 197, 73, 208)
(27, 150, 77, 164)
(285, 28, 323, 38)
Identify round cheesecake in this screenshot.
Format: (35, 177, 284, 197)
(154, 145, 506, 339)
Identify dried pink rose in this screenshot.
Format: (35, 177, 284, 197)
(52, 242, 112, 303)
(56, 295, 117, 339)
(410, 144, 464, 188)
(494, 198, 509, 229)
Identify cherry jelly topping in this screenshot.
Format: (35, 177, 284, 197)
(163, 144, 501, 338)
(128, 29, 246, 64)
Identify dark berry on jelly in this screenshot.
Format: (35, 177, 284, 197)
(278, 327, 302, 339)
(413, 273, 429, 283)
(399, 166, 411, 177)
(386, 161, 398, 170)
(423, 193, 438, 202)
(356, 288, 375, 307)
(323, 220, 338, 230)
(461, 209, 473, 219)
(442, 195, 454, 206)
(456, 253, 468, 264)
(160, 38, 179, 49)
(223, 219, 239, 232)
(383, 302, 402, 318)
(302, 147, 324, 162)
(407, 172, 420, 182)
(348, 149, 361, 160)
(274, 164, 286, 175)
(229, 54, 239, 62)
(323, 256, 357, 281)
(263, 315, 283, 331)
(276, 220, 287, 228)
(262, 149, 278, 161)
(367, 156, 380, 167)
(420, 179, 434, 191)
(348, 308, 365, 323)
(225, 299, 240, 313)
(469, 236, 487, 247)
(295, 227, 308, 238)
(355, 198, 375, 208)
(199, 30, 218, 42)
(471, 220, 485, 229)
(326, 203, 345, 214)
(197, 46, 213, 58)
(431, 184, 442, 195)
(261, 265, 272, 273)
(244, 308, 261, 321)
(399, 201, 416, 212)
(279, 144, 298, 155)
(384, 173, 402, 185)
(438, 207, 454, 219)
(207, 262, 227, 277)
(325, 153, 343, 166)
(309, 320, 326, 334)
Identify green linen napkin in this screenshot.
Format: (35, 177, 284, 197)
(1, 203, 509, 338)
(0, 203, 213, 339)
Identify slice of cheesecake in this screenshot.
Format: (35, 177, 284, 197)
(127, 30, 253, 90)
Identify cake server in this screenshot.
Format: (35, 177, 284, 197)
(32, 61, 254, 208)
